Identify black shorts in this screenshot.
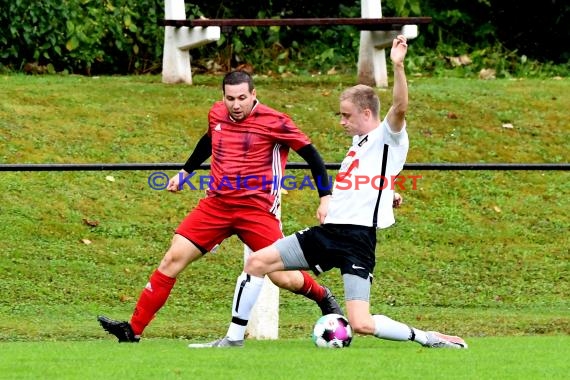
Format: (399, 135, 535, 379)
(295, 224, 376, 280)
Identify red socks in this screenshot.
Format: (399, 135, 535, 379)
(296, 270, 326, 301)
(128, 270, 323, 336)
(130, 270, 176, 336)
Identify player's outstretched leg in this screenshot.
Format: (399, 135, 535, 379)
(97, 315, 140, 343)
(371, 314, 468, 349)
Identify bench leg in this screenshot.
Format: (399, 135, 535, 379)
(162, 0, 192, 84)
(358, 31, 389, 88)
(162, 26, 193, 84)
(358, 0, 388, 87)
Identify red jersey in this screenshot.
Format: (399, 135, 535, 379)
(206, 100, 311, 213)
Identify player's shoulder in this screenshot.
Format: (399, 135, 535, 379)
(254, 106, 301, 136)
(357, 121, 407, 154)
(208, 101, 227, 118)
(211, 101, 225, 111)
(379, 119, 408, 140)
(254, 102, 291, 120)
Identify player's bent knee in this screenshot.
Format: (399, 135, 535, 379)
(244, 255, 267, 277)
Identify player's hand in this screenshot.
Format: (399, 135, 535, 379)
(390, 35, 408, 65)
(393, 192, 403, 208)
(167, 171, 186, 192)
(316, 195, 330, 224)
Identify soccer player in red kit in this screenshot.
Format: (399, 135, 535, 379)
(98, 70, 341, 346)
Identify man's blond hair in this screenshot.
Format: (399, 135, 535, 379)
(340, 84, 380, 117)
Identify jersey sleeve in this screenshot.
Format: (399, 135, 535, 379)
(382, 119, 407, 146)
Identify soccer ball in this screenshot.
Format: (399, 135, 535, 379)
(312, 313, 353, 348)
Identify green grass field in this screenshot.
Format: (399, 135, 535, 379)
(1, 336, 568, 380)
(0, 74, 568, 379)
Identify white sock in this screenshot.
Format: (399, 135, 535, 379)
(225, 272, 264, 341)
(410, 328, 428, 345)
(372, 314, 427, 345)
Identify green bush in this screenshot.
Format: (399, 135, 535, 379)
(1, 0, 567, 77)
(0, 0, 163, 74)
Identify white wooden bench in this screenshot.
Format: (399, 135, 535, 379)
(162, 0, 431, 87)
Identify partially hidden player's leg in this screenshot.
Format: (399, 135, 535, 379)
(227, 245, 286, 341)
(187, 244, 284, 348)
(344, 274, 467, 349)
(98, 234, 203, 342)
(266, 270, 342, 316)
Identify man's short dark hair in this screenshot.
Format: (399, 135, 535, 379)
(222, 70, 254, 93)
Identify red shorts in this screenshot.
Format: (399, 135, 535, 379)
(175, 196, 283, 253)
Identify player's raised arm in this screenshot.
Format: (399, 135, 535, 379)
(385, 35, 409, 133)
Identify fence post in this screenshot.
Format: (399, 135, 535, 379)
(244, 193, 281, 340)
(243, 246, 280, 339)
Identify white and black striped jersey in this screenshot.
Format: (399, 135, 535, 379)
(324, 120, 409, 229)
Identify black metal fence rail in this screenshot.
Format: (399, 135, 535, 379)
(0, 163, 569, 171)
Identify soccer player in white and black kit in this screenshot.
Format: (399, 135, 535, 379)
(208, 35, 468, 349)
